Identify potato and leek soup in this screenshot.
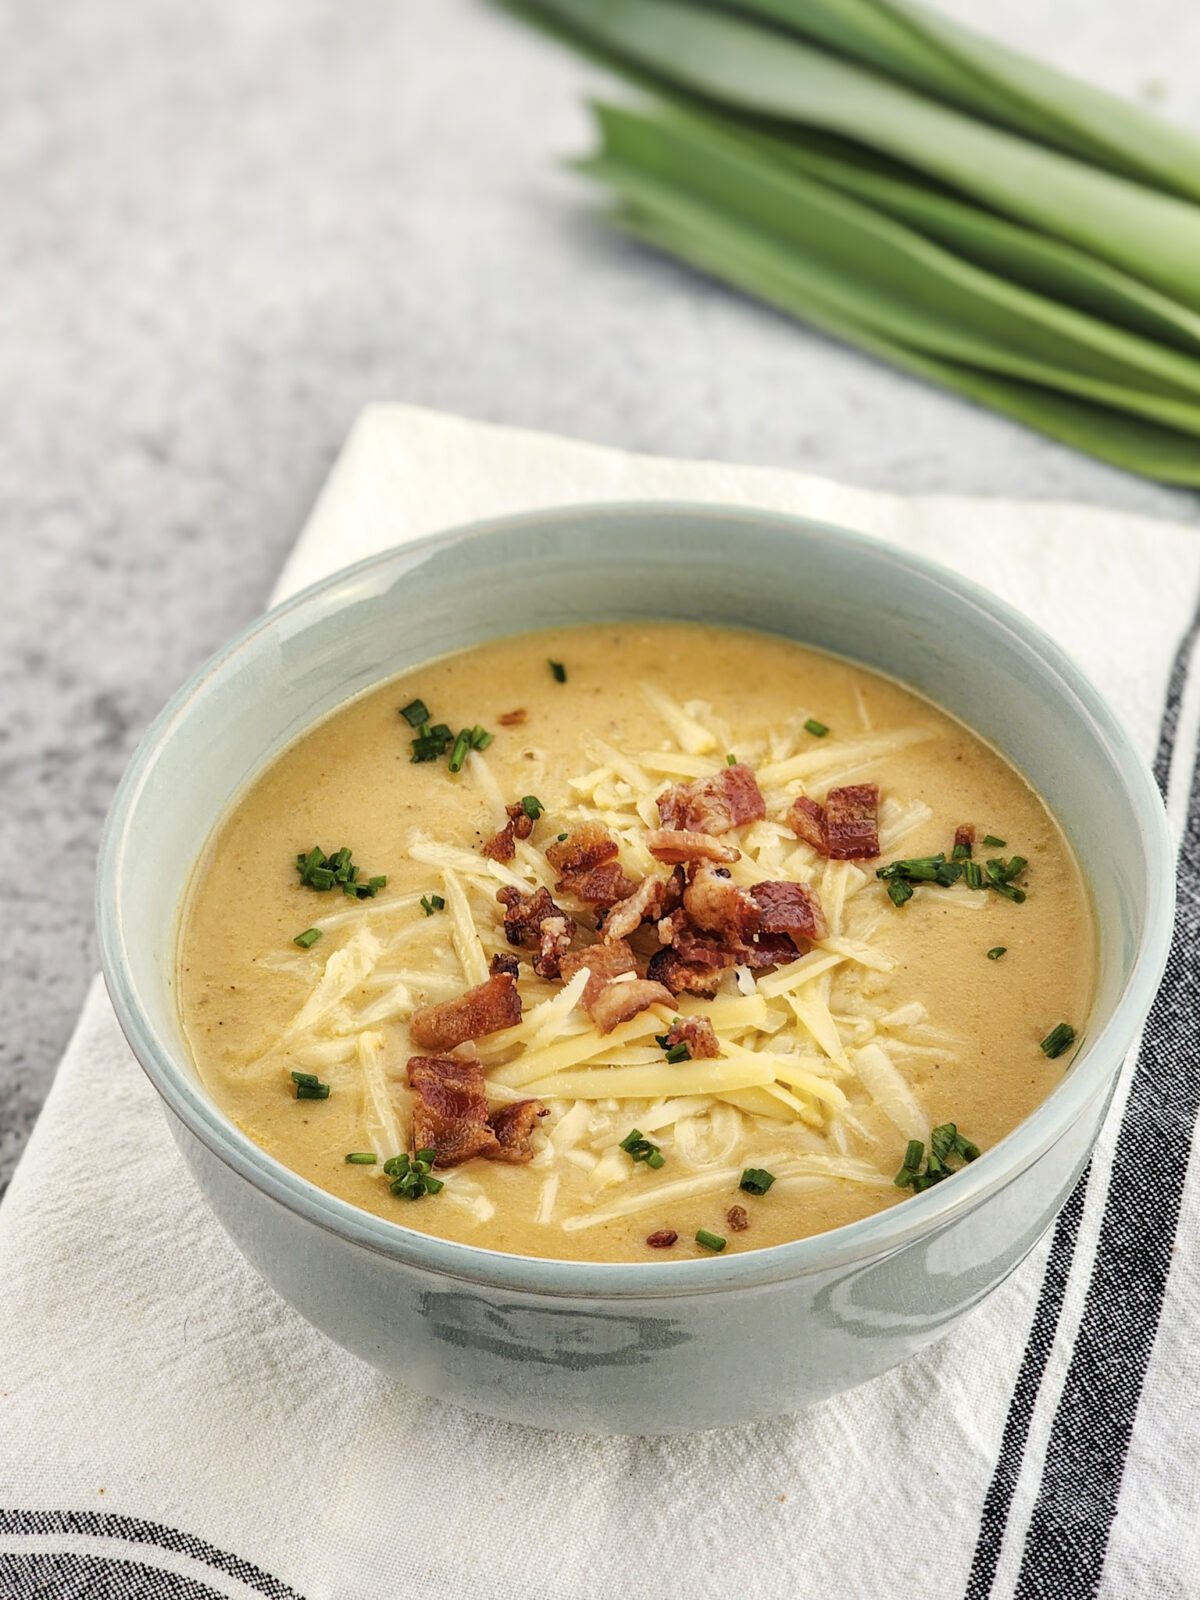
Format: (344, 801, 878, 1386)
(179, 623, 1094, 1263)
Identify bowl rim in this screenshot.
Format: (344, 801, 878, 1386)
(96, 500, 1176, 1297)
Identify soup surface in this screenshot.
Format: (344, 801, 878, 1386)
(179, 623, 1094, 1262)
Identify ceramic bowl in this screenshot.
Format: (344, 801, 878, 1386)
(96, 504, 1173, 1434)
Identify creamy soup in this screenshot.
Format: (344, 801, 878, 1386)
(179, 623, 1095, 1262)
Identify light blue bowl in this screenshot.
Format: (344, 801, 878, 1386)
(96, 504, 1173, 1434)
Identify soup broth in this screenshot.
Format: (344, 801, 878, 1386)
(179, 623, 1095, 1262)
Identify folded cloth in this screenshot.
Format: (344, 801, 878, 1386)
(2, 405, 1198, 1600)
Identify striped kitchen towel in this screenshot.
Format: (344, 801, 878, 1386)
(1, 405, 1197, 1600)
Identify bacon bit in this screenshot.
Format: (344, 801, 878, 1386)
(647, 946, 724, 998)
(646, 829, 740, 865)
(483, 800, 536, 863)
(788, 795, 827, 853)
(408, 1056, 501, 1166)
(646, 1229, 679, 1249)
(740, 931, 801, 968)
(656, 912, 731, 968)
(601, 875, 666, 941)
(409, 972, 522, 1052)
(496, 885, 575, 978)
(726, 1204, 749, 1232)
(657, 763, 766, 835)
(826, 784, 880, 860)
(560, 940, 637, 1008)
(684, 864, 761, 941)
(546, 824, 637, 905)
(490, 950, 520, 979)
(663, 1015, 719, 1059)
(661, 865, 686, 915)
(488, 1098, 548, 1164)
(955, 823, 976, 852)
(564, 859, 639, 907)
(751, 880, 828, 944)
(498, 709, 527, 727)
(588, 976, 674, 1035)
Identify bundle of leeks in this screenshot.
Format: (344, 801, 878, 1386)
(507, 0, 1200, 483)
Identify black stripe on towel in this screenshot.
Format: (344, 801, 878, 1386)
(1012, 692, 1200, 1599)
(0, 1509, 304, 1600)
(0, 1550, 231, 1599)
(965, 581, 1200, 1600)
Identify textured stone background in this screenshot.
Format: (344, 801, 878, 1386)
(3, 0, 1198, 1194)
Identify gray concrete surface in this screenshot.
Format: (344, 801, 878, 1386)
(2, 0, 1198, 1194)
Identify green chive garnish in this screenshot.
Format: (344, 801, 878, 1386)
(964, 861, 985, 890)
(290, 1071, 319, 1086)
(1040, 1022, 1076, 1059)
(400, 698, 430, 727)
(619, 1128, 666, 1168)
(345, 1152, 378, 1164)
(556, 831, 569, 841)
(293, 927, 323, 949)
(521, 795, 544, 820)
(987, 946, 1007, 960)
(447, 729, 472, 773)
(726, 753, 738, 766)
(420, 895, 441, 916)
(695, 1229, 727, 1252)
(410, 722, 454, 763)
(469, 725, 494, 750)
(887, 879, 914, 907)
(664, 1042, 691, 1065)
(549, 660, 567, 683)
(297, 846, 384, 898)
(803, 718, 829, 738)
(895, 1125, 980, 1189)
(290, 1070, 330, 1101)
(739, 1167, 776, 1196)
(982, 834, 1007, 848)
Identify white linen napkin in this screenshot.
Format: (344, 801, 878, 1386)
(3, 405, 1198, 1600)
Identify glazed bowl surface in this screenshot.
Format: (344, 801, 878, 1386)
(96, 503, 1173, 1434)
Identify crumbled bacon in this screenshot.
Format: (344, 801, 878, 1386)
(683, 864, 761, 941)
(726, 1204, 749, 1232)
(739, 931, 801, 968)
(788, 795, 828, 853)
(647, 946, 723, 998)
(498, 708, 527, 727)
(546, 824, 637, 905)
(954, 823, 975, 853)
(408, 1056, 501, 1166)
(560, 940, 637, 1007)
(646, 829, 740, 865)
(646, 1229, 679, 1249)
(661, 865, 686, 915)
(409, 971, 522, 1052)
(490, 951, 520, 979)
(751, 880, 828, 943)
(488, 1098, 548, 1163)
(408, 1056, 544, 1167)
(657, 763, 766, 835)
(826, 784, 880, 860)
(601, 875, 666, 941)
(496, 885, 574, 978)
(656, 912, 731, 969)
(482, 801, 536, 863)
(663, 1015, 719, 1059)
(588, 976, 674, 1035)
(787, 785, 879, 859)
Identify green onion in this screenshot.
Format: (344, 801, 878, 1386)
(887, 879, 914, 907)
(987, 946, 1007, 960)
(521, 795, 545, 820)
(293, 927, 323, 949)
(664, 1042, 691, 1064)
(556, 831, 569, 841)
(951, 841, 972, 861)
(1040, 1022, 1077, 1059)
(291, 1070, 330, 1101)
(894, 1123, 979, 1189)
(411, 722, 454, 763)
(803, 718, 829, 737)
(739, 1167, 776, 1195)
(619, 1128, 666, 1167)
(982, 835, 1007, 849)
(447, 729, 472, 773)
(290, 1071, 319, 1086)
(726, 752, 738, 766)
(964, 862, 985, 891)
(420, 894, 446, 916)
(549, 660, 567, 683)
(877, 854, 946, 882)
(400, 698, 430, 727)
(470, 725, 494, 751)
(695, 1229, 727, 1252)
(345, 1152, 378, 1164)
(297, 846, 384, 899)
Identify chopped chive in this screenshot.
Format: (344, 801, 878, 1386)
(619, 1128, 665, 1167)
(469, 725, 494, 750)
(726, 752, 738, 766)
(297, 845, 384, 897)
(876, 854, 946, 882)
(420, 895, 439, 916)
(664, 1042, 691, 1065)
(739, 1167, 776, 1196)
(887, 879, 914, 907)
(290, 1071, 319, 1087)
(400, 698, 430, 727)
(1040, 1022, 1077, 1059)
(964, 861, 984, 890)
(293, 927, 323, 949)
(955, 1133, 981, 1162)
(423, 1176, 444, 1194)
(695, 1229, 727, 1253)
(556, 831, 568, 842)
(654, 1033, 671, 1049)
(447, 729, 472, 773)
(803, 718, 829, 738)
(549, 660, 567, 683)
(987, 946, 1007, 960)
(982, 834, 1006, 848)
(645, 1150, 666, 1169)
(520, 795, 544, 820)
(410, 722, 454, 762)
(294, 1080, 330, 1101)
(344, 1152, 378, 1164)
(414, 1148, 435, 1162)
(903, 1139, 924, 1170)
(951, 842, 972, 861)
(936, 860, 964, 886)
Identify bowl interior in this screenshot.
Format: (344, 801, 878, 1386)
(98, 503, 1171, 1286)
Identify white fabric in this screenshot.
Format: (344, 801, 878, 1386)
(2, 405, 1197, 1600)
